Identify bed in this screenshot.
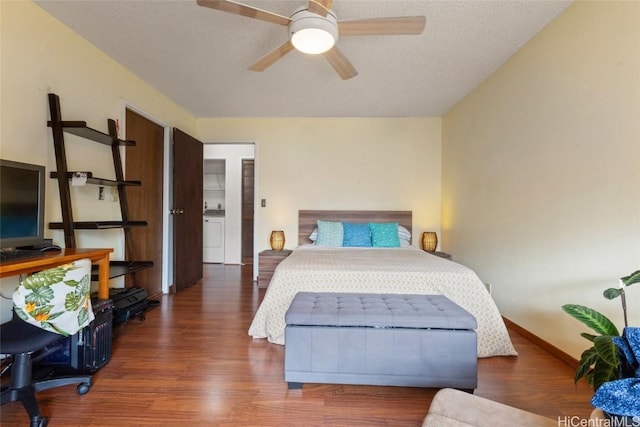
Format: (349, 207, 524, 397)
(248, 210, 517, 358)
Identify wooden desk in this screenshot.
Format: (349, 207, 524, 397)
(0, 248, 113, 299)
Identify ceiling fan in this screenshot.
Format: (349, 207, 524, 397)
(196, 0, 426, 80)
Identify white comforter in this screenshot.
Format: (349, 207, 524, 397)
(248, 245, 517, 357)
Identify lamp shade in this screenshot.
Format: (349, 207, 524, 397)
(270, 230, 285, 251)
(421, 232, 438, 252)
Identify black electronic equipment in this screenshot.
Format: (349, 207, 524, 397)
(35, 298, 114, 374)
(37, 244, 62, 252)
(106, 287, 151, 325)
(0, 159, 46, 251)
(0, 249, 42, 262)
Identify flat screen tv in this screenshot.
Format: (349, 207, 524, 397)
(0, 159, 46, 250)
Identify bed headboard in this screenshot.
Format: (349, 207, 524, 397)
(298, 210, 412, 245)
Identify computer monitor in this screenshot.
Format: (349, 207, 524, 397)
(0, 159, 46, 250)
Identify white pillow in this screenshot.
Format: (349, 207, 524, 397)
(398, 225, 411, 241)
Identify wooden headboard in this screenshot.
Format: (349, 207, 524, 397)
(298, 210, 412, 245)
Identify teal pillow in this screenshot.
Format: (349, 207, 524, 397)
(315, 220, 343, 247)
(342, 222, 371, 247)
(369, 222, 400, 247)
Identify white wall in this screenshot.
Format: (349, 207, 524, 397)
(0, 1, 196, 319)
(442, 1, 640, 358)
(198, 118, 442, 254)
(203, 144, 255, 265)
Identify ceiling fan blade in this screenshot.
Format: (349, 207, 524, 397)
(248, 41, 295, 72)
(197, 0, 291, 26)
(323, 46, 358, 80)
(339, 16, 426, 36)
(308, 0, 333, 17)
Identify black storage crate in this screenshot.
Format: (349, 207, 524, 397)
(36, 298, 114, 374)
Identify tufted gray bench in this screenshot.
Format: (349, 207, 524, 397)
(284, 292, 477, 390)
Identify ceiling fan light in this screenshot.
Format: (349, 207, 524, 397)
(289, 8, 338, 55)
(292, 28, 335, 54)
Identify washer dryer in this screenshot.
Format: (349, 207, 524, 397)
(203, 216, 225, 263)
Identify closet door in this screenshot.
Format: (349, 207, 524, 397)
(172, 128, 203, 291)
(125, 109, 164, 297)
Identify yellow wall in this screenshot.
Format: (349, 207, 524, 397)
(0, 1, 196, 300)
(1, 2, 441, 288)
(442, 0, 640, 358)
(198, 117, 442, 250)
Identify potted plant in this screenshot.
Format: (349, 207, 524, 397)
(562, 269, 640, 420)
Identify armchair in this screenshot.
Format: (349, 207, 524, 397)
(423, 388, 557, 426)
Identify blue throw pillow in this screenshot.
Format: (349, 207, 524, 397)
(370, 222, 400, 247)
(343, 222, 372, 247)
(315, 220, 343, 247)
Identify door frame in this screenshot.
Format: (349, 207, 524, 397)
(120, 100, 172, 294)
(203, 141, 257, 277)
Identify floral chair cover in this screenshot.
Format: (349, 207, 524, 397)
(12, 258, 94, 336)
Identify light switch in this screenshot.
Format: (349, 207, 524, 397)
(261, 199, 266, 207)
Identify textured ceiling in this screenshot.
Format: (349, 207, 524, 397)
(34, 0, 571, 118)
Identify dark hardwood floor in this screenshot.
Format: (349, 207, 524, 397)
(2, 264, 593, 426)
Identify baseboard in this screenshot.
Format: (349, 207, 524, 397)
(502, 317, 579, 369)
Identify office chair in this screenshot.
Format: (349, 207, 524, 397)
(1, 258, 94, 427)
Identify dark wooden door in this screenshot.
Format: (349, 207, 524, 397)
(172, 128, 203, 291)
(125, 109, 164, 297)
(241, 159, 254, 264)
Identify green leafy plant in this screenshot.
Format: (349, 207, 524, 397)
(562, 269, 640, 390)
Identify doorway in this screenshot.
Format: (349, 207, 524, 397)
(242, 159, 254, 265)
(204, 159, 226, 264)
(202, 144, 255, 266)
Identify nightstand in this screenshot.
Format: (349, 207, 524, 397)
(431, 251, 452, 260)
(258, 250, 292, 288)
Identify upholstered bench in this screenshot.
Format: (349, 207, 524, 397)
(284, 292, 478, 390)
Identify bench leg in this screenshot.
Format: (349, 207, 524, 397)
(287, 382, 303, 390)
